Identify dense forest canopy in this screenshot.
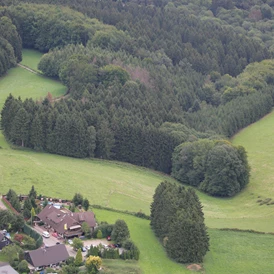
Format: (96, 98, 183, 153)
(1, 0, 274, 196)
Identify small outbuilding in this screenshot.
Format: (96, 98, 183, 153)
(0, 232, 12, 250)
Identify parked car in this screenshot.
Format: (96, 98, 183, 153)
(107, 236, 111, 241)
(56, 242, 60, 245)
(85, 245, 90, 250)
(67, 239, 73, 245)
(52, 232, 58, 238)
(81, 247, 87, 252)
(42, 231, 50, 238)
(114, 244, 121, 248)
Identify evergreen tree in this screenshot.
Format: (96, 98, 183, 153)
(10, 107, 30, 147)
(75, 249, 83, 266)
(111, 220, 130, 244)
(151, 181, 209, 263)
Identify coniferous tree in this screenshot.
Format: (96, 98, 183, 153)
(151, 181, 209, 263)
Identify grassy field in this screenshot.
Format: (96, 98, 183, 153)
(20, 49, 43, 71)
(95, 209, 274, 274)
(0, 67, 66, 110)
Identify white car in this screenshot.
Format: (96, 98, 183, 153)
(42, 231, 50, 238)
(68, 239, 73, 245)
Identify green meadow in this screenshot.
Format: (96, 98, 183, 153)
(1, 50, 274, 273)
(20, 49, 43, 71)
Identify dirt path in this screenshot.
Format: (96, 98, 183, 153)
(0, 196, 7, 210)
(18, 63, 39, 75)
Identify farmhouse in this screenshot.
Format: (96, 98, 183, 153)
(37, 205, 96, 238)
(0, 232, 12, 250)
(25, 244, 69, 268)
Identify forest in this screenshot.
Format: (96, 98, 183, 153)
(1, 0, 274, 197)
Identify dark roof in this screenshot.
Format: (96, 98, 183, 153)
(73, 212, 96, 228)
(37, 205, 96, 233)
(0, 233, 4, 241)
(37, 205, 79, 234)
(27, 244, 69, 267)
(0, 264, 19, 274)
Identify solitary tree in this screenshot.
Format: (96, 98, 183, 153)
(111, 220, 130, 244)
(75, 249, 83, 266)
(85, 256, 102, 273)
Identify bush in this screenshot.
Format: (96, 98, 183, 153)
(96, 230, 102, 239)
(17, 260, 29, 273)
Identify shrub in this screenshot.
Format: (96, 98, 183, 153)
(96, 230, 102, 239)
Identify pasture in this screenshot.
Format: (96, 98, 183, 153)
(20, 49, 43, 71)
(0, 67, 66, 110)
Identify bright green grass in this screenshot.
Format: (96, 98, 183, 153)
(204, 229, 274, 274)
(95, 209, 274, 274)
(0, 130, 178, 214)
(0, 67, 66, 110)
(94, 209, 189, 274)
(20, 49, 43, 71)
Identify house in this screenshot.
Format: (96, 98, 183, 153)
(37, 205, 96, 238)
(0, 232, 12, 250)
(25, 244, 69, 268)
(0, 263, 19, 274)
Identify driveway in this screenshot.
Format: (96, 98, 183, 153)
(32, 226, 121, 259)
(0, 196, 7, 210)
(32, 225, 61, 246)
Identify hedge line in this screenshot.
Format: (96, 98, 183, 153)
(91, 205, 150, 220)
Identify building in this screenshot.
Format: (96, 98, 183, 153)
(37, 205, 96, 238)
(0, 263, 19, 274)
(25, 244, 69, 268)
(0, 232, 12, 250)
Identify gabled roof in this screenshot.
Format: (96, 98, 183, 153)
(27, 244, 69, 267)
(0, 263, 19, 274)
(37, 205, 96, 234)
(73, 212, 96, 228)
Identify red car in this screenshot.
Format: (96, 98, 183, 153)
(52, 232, 58, 238)
(107, 236, 111, 241)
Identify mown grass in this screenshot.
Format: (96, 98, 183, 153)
(20, 49, 43, 71)
(0, 67, 66, 110)
(204, 229, 274, 274)
(94, 209, 189, 274)
(95, 209, 274, 274)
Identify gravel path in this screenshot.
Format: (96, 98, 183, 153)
(18, 63, 39, 75)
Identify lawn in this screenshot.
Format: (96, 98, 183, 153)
(20, 49, 44, 71)
(0, 67, 66, 110)
(94, 209, 189, 274)
(204, 229, 274, 274)
(94, 209, 274, 274)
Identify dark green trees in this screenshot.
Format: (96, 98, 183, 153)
(150, 181, 209, 263)
(111, 219, 130, 244)
(0, 16, 22, 76)
(172, 140, 250, 197)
